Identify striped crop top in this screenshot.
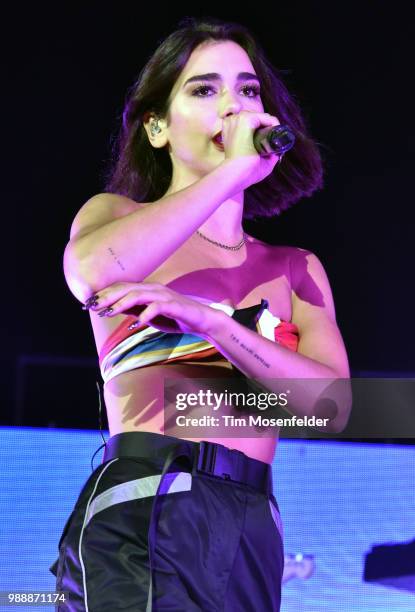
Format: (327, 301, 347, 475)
(99, 298, 299, 384)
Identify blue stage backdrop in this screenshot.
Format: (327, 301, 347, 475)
(0, 427, 414, 611)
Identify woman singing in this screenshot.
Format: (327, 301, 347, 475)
(51, 17, 350, 611)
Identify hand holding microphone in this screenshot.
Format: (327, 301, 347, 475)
(220, 111, 295, 159)
(219, 111, 295, 189)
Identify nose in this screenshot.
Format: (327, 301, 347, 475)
(219, 90, 243, 118)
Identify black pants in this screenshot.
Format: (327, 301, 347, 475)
(50, 432, 284, 611)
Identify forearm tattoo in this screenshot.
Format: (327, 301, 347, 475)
(230, 333, 271, 369)
(108, 247, 125, 271)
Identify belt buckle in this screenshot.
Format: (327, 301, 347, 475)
(196, 441, 217, 474)
(196, 441, 240, 482)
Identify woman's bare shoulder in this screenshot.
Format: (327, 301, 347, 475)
(246, 234, 312, 259)
(81, 192, 147, 216)
(69, 192, 148, 241)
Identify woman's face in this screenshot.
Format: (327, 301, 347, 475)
(164, 40, 265, 185)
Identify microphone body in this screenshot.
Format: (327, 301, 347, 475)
(253, 124, 296, 157)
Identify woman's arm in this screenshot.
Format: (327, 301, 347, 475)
(205, 252, 351, 432)
(63, 159, 249, 303)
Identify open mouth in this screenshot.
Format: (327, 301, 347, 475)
(212, 132, 224, 148)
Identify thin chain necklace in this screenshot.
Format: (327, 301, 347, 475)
(196, 229, 246, 251)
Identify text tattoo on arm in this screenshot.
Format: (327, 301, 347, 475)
(230, 333, 271, 369)
(108, 247, 126, 271)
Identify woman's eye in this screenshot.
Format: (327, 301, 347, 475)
(191, 84, 261, 98)
(240, 85, 261, 98)
(192, 85, 215, 97)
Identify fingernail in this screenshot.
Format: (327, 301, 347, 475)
(82, 295, 99, 310)
(82, 302, 98, 311)
(128, 320, 140, 330)
(98, 307, 113, 317)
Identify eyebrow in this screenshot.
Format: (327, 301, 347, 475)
(183, 72, 260, 87)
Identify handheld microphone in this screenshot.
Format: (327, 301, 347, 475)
(253, 124, 296, 157)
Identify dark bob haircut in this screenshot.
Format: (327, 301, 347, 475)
(105, 16, 324, 219)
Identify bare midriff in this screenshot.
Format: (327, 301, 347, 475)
(89, 232, 296, 466)
(103, 362, 279, 464)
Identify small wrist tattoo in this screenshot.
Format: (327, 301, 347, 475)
(230, 333, 270, 369)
